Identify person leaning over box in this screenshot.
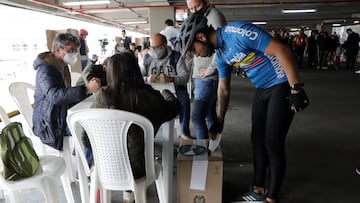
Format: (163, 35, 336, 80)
(178, 13, 309, 203)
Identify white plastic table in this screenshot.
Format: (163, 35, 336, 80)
(67, 95, 175, 203)
(147, 82, 176, 94)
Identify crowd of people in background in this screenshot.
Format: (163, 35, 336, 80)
(273, 27, 359, 72)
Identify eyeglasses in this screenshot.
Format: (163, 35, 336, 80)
(61, 47, 78, 54)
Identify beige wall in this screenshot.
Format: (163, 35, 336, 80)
(149, 7, 175, 36)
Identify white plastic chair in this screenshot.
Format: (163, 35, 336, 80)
(0, 106, 10, 126)
(8, 82, 75, 182)
(0, 155, 74, 203)
(0, 106, 10, 200)
(0, 105, 74, 203)
(67, 108, 165, 203)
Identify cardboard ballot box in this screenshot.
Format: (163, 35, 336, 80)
(177, 140, 223, 203)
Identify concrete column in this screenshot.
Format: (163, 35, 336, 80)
(149, 7, 175, 36)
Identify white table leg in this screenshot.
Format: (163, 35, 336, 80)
(161, 120, 174, 203)
(76, 151, 90, 203)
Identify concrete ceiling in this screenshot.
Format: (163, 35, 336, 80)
(1, 0, 359, 35)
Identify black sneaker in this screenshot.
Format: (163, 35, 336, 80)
(356, 167, 360, 175)
(232, 191, 266, 202)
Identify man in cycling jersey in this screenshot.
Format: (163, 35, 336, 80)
(178, 13, 309, 203)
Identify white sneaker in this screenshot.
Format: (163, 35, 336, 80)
(355, 70, 360, 74)
(208, 133, 222, 152)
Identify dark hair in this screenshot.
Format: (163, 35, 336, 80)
(165, 19, 174, 26)
(143, 41, 150, 49)
(135, 45, 142, 52)
(105, 52, 145, 111)
(122, 29, 126, 33)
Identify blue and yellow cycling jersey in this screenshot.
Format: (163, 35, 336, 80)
(216, 22, 288, 88)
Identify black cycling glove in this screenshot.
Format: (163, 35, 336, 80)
(209, 119, 224, 134)
(289, 83, 309, 112)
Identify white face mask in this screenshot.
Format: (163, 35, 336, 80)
(149, 47, 166, 60)
(63, 52, 78, 65)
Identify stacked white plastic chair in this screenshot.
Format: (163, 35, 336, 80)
(67, 108, 165, 203)
(0, 105, 74, 203)
(0, 106, 10, 200)
(8, 82, 75, 182)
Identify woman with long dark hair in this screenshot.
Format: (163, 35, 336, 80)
(90, 52, 180, 202)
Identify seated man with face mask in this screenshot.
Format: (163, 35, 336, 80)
(143, 33, 192, 139)
(33, 32, 101, 150)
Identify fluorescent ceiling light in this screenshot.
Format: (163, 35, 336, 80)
(332, 24, 341, 26)
(122, 21, 148, 25)
(323, 19, 343, 23)
(282, 9, 316, 14)
(252, 21, 267, 25)
(63, 1, 110, 6)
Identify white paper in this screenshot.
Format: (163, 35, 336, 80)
(190, 140, 208, 190)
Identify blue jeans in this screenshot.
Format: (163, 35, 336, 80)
(81, 59, 88, 71)
(192, 78, 218, 139)
(175, 85, 191, 136)
(66, 126, 93, 167)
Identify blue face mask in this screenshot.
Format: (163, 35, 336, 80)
(149, 47, 166, 59)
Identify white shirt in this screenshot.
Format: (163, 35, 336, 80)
(160, 26, 179, 48)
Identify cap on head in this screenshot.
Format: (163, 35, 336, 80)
(178, 12, 208, 56)
(79, 29, 88, 36)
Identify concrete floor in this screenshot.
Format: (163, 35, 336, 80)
(1, 64, 360, 202)
(222, 65, 360, 203)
